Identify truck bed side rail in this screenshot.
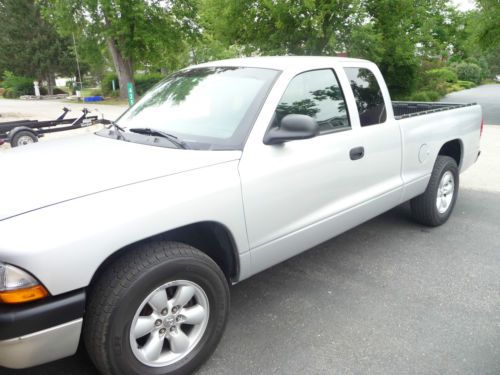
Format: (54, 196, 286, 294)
(393, 101, 477, 120)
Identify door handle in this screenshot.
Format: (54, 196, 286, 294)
(349, 146, 365, 160)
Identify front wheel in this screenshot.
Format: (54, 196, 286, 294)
(84, 242, 230, 375)
(410, 155, 459, 226)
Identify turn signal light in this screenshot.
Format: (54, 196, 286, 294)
(0, 285, 49, 304)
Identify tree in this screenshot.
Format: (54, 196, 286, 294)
(476, 0, 500, 51)
(200, 0, 365, 55)
(0, 0, 75, 94)
(42, 0, 199, 99)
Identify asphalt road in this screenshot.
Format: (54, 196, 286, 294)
(441, 84, 500, 125)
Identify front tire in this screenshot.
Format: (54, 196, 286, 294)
(410, 155, 459, 226)
(84, 241, 230, 375)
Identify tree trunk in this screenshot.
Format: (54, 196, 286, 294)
(107, 38, 134, 99)
(47, 72, 55, 95)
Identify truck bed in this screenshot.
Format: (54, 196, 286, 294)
(392, 101, 477, 120)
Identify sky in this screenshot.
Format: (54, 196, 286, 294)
(451, 0, 477, 11)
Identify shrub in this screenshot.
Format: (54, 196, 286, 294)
(3, 88, 15, 98)
(135, 73, 164, 96)
(453, 63, 482, 84)
(411, 91, 430, 101)
(426, 68, 458, 83)
(446, 84, 462, 93)
(101, 73, 119, 96)
(425, 91, 441, 101)
(411, 90, 441, 102)
(101, 72, 165, 97)
(53, 87, 67, 95)
(90, 89, 103, 96)
(1, 71, 34, 97)
(457, 80, 476, 89)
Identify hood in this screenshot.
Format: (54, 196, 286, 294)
(0, 133, 241, 221)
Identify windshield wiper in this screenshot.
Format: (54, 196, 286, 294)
(129, 127, 189, 149)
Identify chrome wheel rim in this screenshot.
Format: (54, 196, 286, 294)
(129, 280, 210, 367)
(17, 135, 34, 146)
(436, 171, 454, 214)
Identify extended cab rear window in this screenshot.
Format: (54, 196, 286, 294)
(344, 67, 387, 126)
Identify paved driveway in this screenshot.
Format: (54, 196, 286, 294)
(441, 84, 500, 125)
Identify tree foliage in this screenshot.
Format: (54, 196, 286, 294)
(476, 0, 500, 51)
(0, 0, 75, 93)
(200, 0, 366, 55)
(41, 0, 200, 98)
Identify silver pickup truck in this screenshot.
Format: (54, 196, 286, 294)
(0, 56, 482, 375)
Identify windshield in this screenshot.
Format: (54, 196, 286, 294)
(116, 66, 279, 150)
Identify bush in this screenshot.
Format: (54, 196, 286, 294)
(101, 72, 165, 97)
(446, 84, 462, 93)
(453, 63, 482, 84)
(426, 68, 458, 83)
(425, 91, 441, 101)
(53, 87, 67, 95)
(135, 73, 164, 96)
(1, 71, 34, 97)
(3, 88, 16, 98)
(457, 80, 476, 89)
(411, 90, 441, 102)
(101, 73, 119, 96)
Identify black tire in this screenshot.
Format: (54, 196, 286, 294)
(10, 130, 38, 147)
(410, 155, 459, 227)
(84, 241, 230, 375)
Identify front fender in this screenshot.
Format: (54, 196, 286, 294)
(0, 161, 249, 295)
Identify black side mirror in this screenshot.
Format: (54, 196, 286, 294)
(263, 114, 319, 145)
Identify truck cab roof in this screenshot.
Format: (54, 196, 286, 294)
(190, 55, 372, 72)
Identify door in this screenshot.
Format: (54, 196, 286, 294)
(342, 66, 403, 202)
(239, 68, 370, 273)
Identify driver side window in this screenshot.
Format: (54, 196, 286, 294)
(274, 69, 351, 134)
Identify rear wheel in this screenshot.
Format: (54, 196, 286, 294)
(84, 241, 230, 375)
(410, 155, 459, 226)
(10, 130, 38, 147)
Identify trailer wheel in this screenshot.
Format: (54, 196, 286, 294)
(11, 130, 38, 147)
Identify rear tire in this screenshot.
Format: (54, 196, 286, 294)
(410, 155, 459, 226)
(84, 241, 230, 375)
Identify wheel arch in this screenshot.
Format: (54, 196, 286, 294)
(437, 138, 463, 169)
(8, 126, 38, 144)
(88, 221, 240, 289)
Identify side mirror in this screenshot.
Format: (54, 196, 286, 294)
(263, 114, 319, 145)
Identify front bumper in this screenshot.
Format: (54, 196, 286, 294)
(0, 319, 82, 369)
(0, 290, 85, 369)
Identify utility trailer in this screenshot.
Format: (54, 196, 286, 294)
(0, 108, 103, 147)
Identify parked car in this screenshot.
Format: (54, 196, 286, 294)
(495, 74, 500, 83)
(0, 56, 482, 375)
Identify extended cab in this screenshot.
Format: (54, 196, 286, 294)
(0, 57, 482, 374)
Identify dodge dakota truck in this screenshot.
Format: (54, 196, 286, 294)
(0, 56, 482, 375)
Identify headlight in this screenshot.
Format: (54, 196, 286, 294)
(0, 263, 48, 304)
